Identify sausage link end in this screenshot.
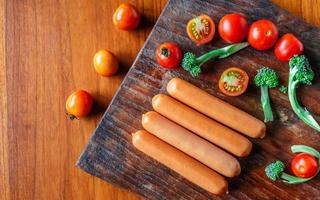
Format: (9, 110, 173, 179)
(167, 77, 182, 95)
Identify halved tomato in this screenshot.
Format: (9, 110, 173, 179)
(218, 67, 249, 96)
(186, 14, 215, 46)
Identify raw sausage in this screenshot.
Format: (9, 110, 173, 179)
(132, 130, 228, 195)
(152, 94, 252, 157)
(142, 111, 240, 177)
(167, 77, 266, 138)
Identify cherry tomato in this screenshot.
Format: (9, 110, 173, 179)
(248, 19, 279, 51)
(93, 49, 119, 77)
(291, 153, 318, 178)
(218, 67, 249, 96)
(186, 14, 215, 46)
(218, 13, 248, 43)
(274, 33, 304, 61)
(66, 90, 93, 120)
(156, 42, 182, 68)
(113, 3, 141, 30)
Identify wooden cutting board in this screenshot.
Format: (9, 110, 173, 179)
(77, 0, 320, 199)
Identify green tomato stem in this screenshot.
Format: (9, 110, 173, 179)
(196, 42, 249, 66)
(288, 67, 320, 132)
(261, 86, 273, 122)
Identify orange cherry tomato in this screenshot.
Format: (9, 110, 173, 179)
(66, 90, 93, 120)
(113, 3, 141, 30)
(218, 67, 249, 96)
(291, 153, 318, 178)
(93, 49, 119, 77)
(186, 14, 215, 46)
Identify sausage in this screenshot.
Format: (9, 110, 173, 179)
(142, 111, 240, 177)
(152, 94, 252, 157)
(167, 77, 266, 138)
(132, 130, 228, 195)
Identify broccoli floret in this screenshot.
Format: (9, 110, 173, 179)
(265, 160, 285, 181)
(255, 67, 279, 88)
(279, 85, 287, 94)
(289, 55, 314, 85)
(254, 67, 279, 122)
(181, 52, 201, 77)
(181, 42, 249, 77)
(288, 55, 320, 132)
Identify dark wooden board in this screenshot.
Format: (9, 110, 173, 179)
(77, 0, 320, 199)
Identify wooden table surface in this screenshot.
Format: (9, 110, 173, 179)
(1, 0, 319, 200)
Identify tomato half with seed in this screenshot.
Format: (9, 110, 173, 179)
(248, 19, 279, 50)
(218, 13, 248, 43)
(156, 42, 182, 68)
(186, 14, 215, 46)
(113, 3, 141, 30)
(66, 90, 93, 120)
(274, 33, 304, 61)
(291, 153, 318, 178)
(218, 67, 249, 96)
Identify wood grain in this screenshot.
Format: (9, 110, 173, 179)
(1, 0, 9, 199)
(1, 0, 319, 200)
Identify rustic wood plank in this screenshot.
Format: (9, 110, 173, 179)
(78, 0, 320, 199)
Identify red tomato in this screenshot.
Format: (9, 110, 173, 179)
(186, 15, 215, 46)
(156, 42, 182, 68)
(218, 13, 248, 43)
(291, 153, 318, 178)
(113, 3, 141, 30)
(93, 49, 119, 77)
(248, 19, 279, 50)
(274, 33, 304, 61)
(66, 90, 93, 120)
(218, 67, 249, 96)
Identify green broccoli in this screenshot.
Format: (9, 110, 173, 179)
(279, 85, 287, 94)
(182, 42, 249, 77)
(265, 160, 286, 181)
(288, 55, 320, 132)
(254, 67, 279, 122)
